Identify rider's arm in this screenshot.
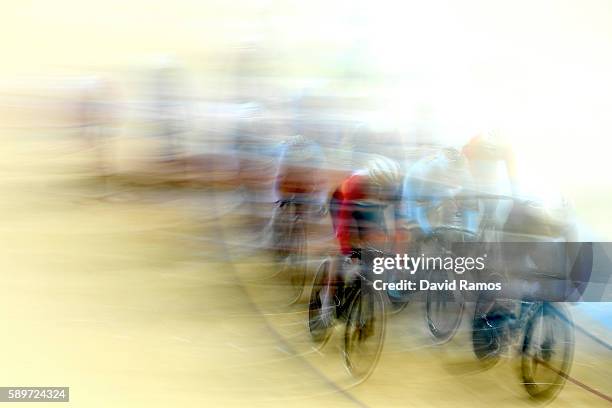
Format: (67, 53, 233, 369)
(457, 164, 479, 235)
(392, 189, 411, 251)
(463, 208, 479, 234)
(503, 146, 519, 196)
(400, 165, 432, 236)
(274, 143, 289, 201)
(335, 176, 363, 255)
(411, 164, 433, 235)
(310, 142, 328, 206)
(414, 202, 432, 235)
(336, 199, 354, 256)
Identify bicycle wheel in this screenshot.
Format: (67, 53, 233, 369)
(471, 295, 513, 367)
(283, 221, 307, 305)
(521, 303, 574, 400)
(308, 259, 334, 347)
(387, 297, 409, 316)
(343, 288, 386, 382)
(271, 204, 294, 262)
(385, 269, 410, 316)
(425, 268, 464, 343)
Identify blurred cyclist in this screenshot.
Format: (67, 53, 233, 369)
(462, 130, 518, 194)
(462, 132, 590, 357)
(400, 147, 479, 245)
(151, 57, 189, 162)
(268, 135, 326, 253)
(462, 130, 518, 233)
(330, 155, 403, 259)
(274, 134, 327, 207)
(464, 131, 589, 302)
(76, 76, 118, 177)
(319, 156, 403, 316)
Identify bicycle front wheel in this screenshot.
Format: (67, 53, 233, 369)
(425, 268, 464, 343)
(343, 288, 386, 383)
(281, 221, 307, 305)
(385, 269, 410, 316)
(308, 259, 334, 347)
(521, 302, 574, 401)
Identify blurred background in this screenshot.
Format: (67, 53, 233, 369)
(0, 0, 611, 407)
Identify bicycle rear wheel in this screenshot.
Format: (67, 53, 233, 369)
(343, 288, 386, 382)
(521, 303, 574, 400)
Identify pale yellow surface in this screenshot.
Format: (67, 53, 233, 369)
(1, 1, 611, 406)
(0, 132, 609, 407)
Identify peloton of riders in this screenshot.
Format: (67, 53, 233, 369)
(271, 128, 519, 261)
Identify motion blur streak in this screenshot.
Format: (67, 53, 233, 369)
(0, 0, 611, 407)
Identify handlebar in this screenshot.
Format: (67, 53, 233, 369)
(345, 247, 390, 263)
(277, 198, 327, 217)
(446, 192, 545, 209)
(429, 225, 479, 239)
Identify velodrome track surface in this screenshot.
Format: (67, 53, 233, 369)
(0, 133, 610, 407)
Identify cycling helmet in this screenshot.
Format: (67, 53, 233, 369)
(286, 134, 308, 148)
(442, 147, 468, 170)
(281, 134, 321, 165)
(365, 156, 402, 191)
(463, 129, 509, 160)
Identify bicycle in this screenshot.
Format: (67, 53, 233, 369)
(423, 225, 479, 343)
(472, 297, 574, 400)
(271, 197, 308, 304)
(422, 194, 511, 343)
(308, 248, 387, 382)
(383, 265, 412, 315)
(468, 195, 583, 400)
